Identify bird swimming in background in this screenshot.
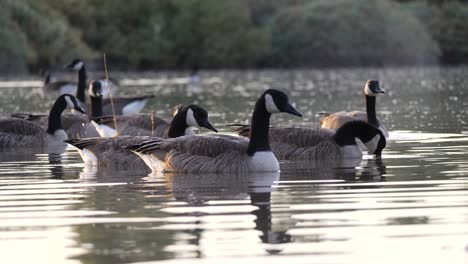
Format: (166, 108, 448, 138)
(91, 104, 215, 138)
(320, 80, 388, 138)
(126, 89, 302, 173)
(11, 80, 108, 138)
(42, 70, 77, 95)
(66, 59, 153, 115)
(0, 94, 85, 149)
(65, 104, 218, 168)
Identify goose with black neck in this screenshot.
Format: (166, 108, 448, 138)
(320, 80, 388, 138)
(65, 104, 218, 168)
(0, 94, 85, 149)
(67, 59, 153, 115)
(235, 120, 386, 160)
(126, 89, 302, 173)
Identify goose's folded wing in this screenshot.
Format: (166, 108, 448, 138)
(10, 113, 49, 128)
(348, 111, 367, 121)
(269, 127, 335, 148)
(67, 136, 152, 153)
(0, 118, 45, 135)
(163, 134, 248, 157)
(320, 111, 356, 128)
(133, 134, 248, 159)
(120, 115, 170, 137)
(0, 118, 47, 146)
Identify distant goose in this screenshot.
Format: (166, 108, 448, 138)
(91, 104, 213, 137)
(320, 80, 388, 138)
(66, 59, 152, 115)
(43, 72, 77, 95)
(235, 120, 386, 160)
(11, 80, 108, 138)
(65, 104, 218, 168)
(127, 89, 302, 173)
(0, 94, 85, 148)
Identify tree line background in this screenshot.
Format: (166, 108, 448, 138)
(1, 0, 468, 74)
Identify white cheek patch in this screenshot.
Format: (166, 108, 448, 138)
(73, 61, 84, 71)
(186, 108, 198, 127)
(364, 82, 375, 96)
(64, 96, 75, 110)
(364, 134, 381, 154)
(88, 84, 96, 97)
(265, 94, 280, 114)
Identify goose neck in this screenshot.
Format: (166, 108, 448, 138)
(47, 99, 66, 134)
(167, 112, 189, 138)
(90, 96, 103, 118)
(76, 67, 87, 104)
(333, 122, 359, 146)
(365, 95, 378, 127)
(247, 100, 271, 156)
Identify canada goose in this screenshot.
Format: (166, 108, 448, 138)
(235, 120, 386, 160)
(43, 72, 77, 95)
(91, 104, 213, 137)
(0, 94, 85, 148)
(11, 80, 108, 138)
(65, 104, 218, 168)
(127, 89, 302, 173)
(320, 80, 388, 138)
(66, 59, 152, 115)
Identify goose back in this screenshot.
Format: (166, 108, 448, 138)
(10, 113, 99, 138)
(66, 136, 151, 169)
(129, 134, 253, 173)
(0, 118, 47, 147)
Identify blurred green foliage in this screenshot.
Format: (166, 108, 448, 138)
(1, 0, 467, 73)
(270, 0, 439, 67)
(404, 0, 468, 64)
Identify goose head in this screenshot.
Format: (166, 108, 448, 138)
(184, 105, 218, 132)
(65, 59, 85, 71)
(62, 94, 86, 114)
(262, 89, 302, 117)
(364, 80, 385, 96)
(88, 80, 103, 98)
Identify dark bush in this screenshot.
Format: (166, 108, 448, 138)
(270, 0, 440, 67)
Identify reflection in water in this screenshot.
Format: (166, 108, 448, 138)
(163, 172, 285, 256)
(248, 174, 292, 254)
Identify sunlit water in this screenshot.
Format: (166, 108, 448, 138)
(0, 67, 467, 264)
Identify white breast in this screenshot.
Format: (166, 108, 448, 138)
(122, 100, 148, 115)
(249, 151, 280, 172)
(184, 127, 195, 135)
(46, 129, 69, 153)
(91, 121, 117, 137)
(340, 145, 363, 159)
(47, 129, 68, 143)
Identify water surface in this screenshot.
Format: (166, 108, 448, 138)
(0, 67, 467, 263)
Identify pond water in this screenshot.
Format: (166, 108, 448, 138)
(0, 67, 467, 263)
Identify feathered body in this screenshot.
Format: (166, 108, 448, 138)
(235, 121, 386, 160)
(66, 104, 218, 168)
(66, 136, 151, 169)
(128, 89, 303, 173)
(0, 94, 85, 148)
(320, 80, 389, 138)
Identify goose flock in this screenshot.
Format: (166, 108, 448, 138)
(0, 60, 389, 173)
